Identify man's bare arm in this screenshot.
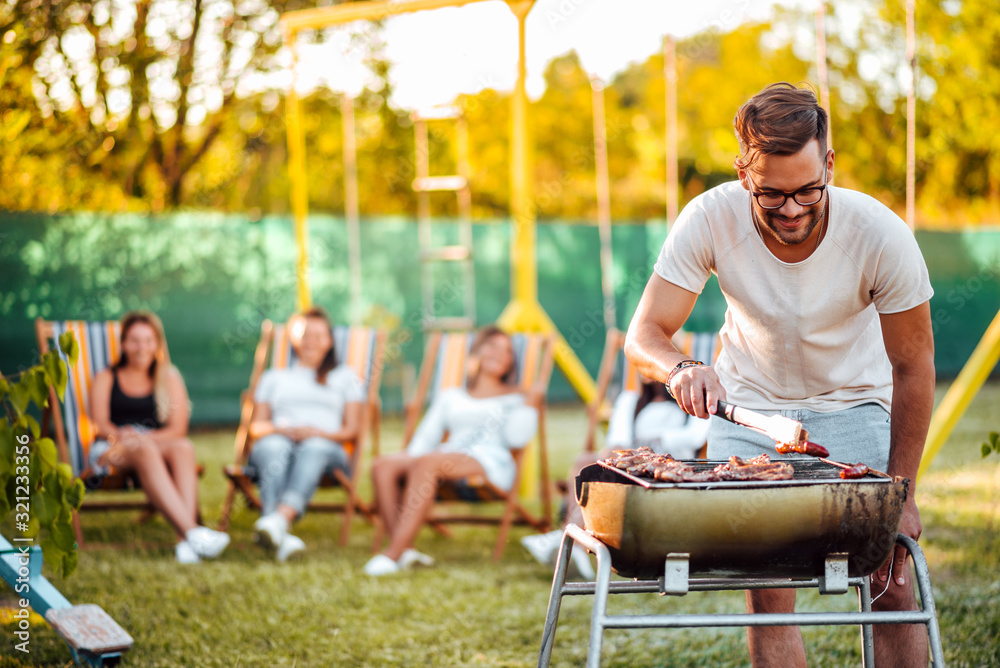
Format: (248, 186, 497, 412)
(624, 274, 726, 418)
(877, 301, 935, 587)
(880, 302, 935, 486)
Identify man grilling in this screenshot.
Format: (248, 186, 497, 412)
(625, 82, 934, 667)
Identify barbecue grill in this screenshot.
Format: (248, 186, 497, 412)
(537, 461, 945, 667)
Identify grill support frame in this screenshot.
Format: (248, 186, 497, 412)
(537, 524, 945, 668)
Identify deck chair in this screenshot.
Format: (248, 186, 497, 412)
(380, 330, 556, 561)
(35, 318, 203, 549)
(583, 328, 723, 453)
(218, 319, 385, 547)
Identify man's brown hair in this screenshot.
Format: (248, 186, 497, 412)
(733, 82, 828, 171)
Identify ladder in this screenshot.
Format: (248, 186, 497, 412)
(412, 106, 476, 331)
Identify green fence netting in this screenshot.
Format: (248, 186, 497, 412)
(1, 212, 997, 425)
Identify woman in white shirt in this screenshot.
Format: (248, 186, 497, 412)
(521, 374, 710, 577)
(249, 307, 364, 562)
(364, 325, 543, 576)
(604, 378, 710, 457)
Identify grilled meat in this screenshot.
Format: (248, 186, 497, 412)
(839, 463, 870, 479)
(603, 448, 794, 482)
(775, 440, 830, 457)
(713, 454, 794, 481)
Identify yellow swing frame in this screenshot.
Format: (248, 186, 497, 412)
(279, 0, 597, 405)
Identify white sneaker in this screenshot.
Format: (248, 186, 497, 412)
(520, 530, 564, 566)
(175, 541, 200, 564)
(569, 545, 595, 581)
(398, 548, 435, 569)
(185, 526, 230, 560)
(277, 534, 306, 563)
(363, 554, 401, 576)
(254, 513, 288, 550)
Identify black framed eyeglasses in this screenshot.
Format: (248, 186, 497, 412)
(746, 168, 827, 209)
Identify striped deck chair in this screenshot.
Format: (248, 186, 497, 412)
(584, 328, 723, 453)
(218, 319, 385, 546)
(387, 329, 556, 561)
(35, 318, 196, 548)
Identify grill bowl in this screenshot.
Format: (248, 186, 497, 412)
(576, 461, 908, 580)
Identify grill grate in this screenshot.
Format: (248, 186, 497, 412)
(595, 458, 891, 490)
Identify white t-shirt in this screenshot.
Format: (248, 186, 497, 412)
(406, 388, 539, 491)
(654, 181, 933, 412)
(255, 364, 365, 433)
(605, 391, 710, 459)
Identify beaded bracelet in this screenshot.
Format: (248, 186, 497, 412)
(665, 359, 706, 398)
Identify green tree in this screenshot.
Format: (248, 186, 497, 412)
(0, 0, 345, 210)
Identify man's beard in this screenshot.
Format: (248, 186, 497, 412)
(756, 200, 826, 247)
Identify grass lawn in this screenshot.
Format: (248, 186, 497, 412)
(2, 381, 999, 667)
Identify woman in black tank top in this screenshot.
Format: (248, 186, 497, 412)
(90, 311, 229, 563)
(109, 370, 163, 429)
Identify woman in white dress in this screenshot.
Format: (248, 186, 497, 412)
(364, 326, 543, 576)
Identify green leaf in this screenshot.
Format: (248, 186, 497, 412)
(51, 508, 76, 552)
(56, 462, 74, 485)
(0, 489, 9, 521)
(59, 547, 79, 579)
(43, 351, 68, 402)
(65, 478, 85, 511)
(40, 537, 61, 574)
(25, 414, 40, 440)
(58, 331, 79, 368)
(0, 375, 9, 397)
(35, 437, 58, 468)
(24, 515, 40, 539)
(32, 487, 58, 525)
(990, 432, 999, 449)
(7, 381, 29, 414)
(984, 442, 992, 458)
(0, 422, 13, 476)
(26, 368, 50, 410)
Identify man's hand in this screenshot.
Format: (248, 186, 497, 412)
(876, 498, 922, 587)
(669, 365, 727, 419)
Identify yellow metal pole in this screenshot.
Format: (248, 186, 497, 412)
(918, 308, 1000, 480)
(504, 0, 538, 500)
(508, 0, 536, 305)
(282, 0, 490, 32)
(285, 27, 311, 311)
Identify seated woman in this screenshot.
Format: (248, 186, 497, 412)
(521, 372, 710, 577)
(364, 325, 543, 576)
(90, 310, 230, 564)
(248, 307, 364, 562)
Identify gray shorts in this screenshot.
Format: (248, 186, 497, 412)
(707, 402, 891, 471)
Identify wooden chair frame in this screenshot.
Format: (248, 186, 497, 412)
(217, 319, 385, 547)
(377, 330, 556, 561)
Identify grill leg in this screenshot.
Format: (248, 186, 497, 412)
(858, 575, 875, 667)
(537, 527, 575, 667)
(897, 534, 945, 667)
(570, 526, 613, 668)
